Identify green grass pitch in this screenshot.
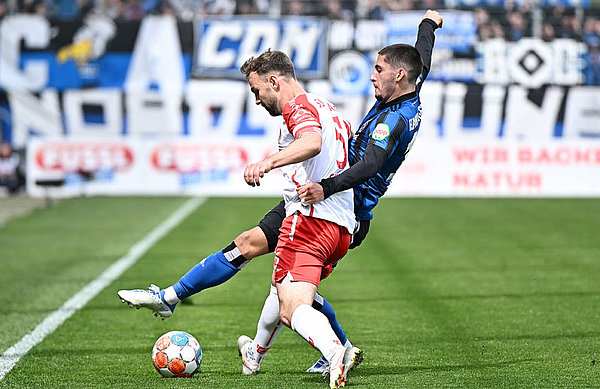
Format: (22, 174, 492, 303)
(1, 197, 599, 388)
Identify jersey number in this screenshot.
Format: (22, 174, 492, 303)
(333, 116, 348, 169)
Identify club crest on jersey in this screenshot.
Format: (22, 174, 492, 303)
(372, 123, 390, 140)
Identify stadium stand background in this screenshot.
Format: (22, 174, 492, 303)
(0, 0, 598, 197)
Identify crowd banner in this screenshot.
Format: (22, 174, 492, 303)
(0, 13, 597, 197)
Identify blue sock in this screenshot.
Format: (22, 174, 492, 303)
(172, 250, 239, 300)
(313, 295, 348, 345)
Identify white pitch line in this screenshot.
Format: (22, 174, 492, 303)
(0, 196, 206, 381)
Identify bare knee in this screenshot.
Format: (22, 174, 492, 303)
(276, 280, 317, 328)
(234, 227, 269, 259)
(278, 303, 294, 327)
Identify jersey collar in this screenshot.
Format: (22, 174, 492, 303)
(377, 90, 418, 111)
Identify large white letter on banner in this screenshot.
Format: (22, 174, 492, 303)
(354, 20, 386, 51)
(563, 86, 600, 139)
(504, 85, 564, 139)
(126, 91, 182, 136)
(328, 21, 354, 51)
(125, 15, 184, 94)
(476, 39, 509, 85)
(418, 82, 444, 138)
(552, 39, 585, 85)
(443, 82, 468, 138)
(186, 80, 245, 138)
(480, 85, 505, 138)
(63, 88, 122, 137)
(125, 15, 184, 136)
(438, 83, 505, 139)
(199, 21, 244, 68)
(0, 15, 50, 91)
(9, 90, 62, 148)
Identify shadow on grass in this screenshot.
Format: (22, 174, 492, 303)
(22, 345, 149, 358)
(10, 290, 597, 316)
(328, 290, 600, 304)
(472, 330, 600, 342)
(354, 357, 541, 376)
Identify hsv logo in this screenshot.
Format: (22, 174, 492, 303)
(151, 143, 249, 173)
(35, 143, 133, 172)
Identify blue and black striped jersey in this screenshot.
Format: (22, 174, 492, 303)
(319, 18, 438, 221)
(350, 91, 422, 220)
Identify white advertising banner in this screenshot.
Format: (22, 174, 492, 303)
(26, 136, 281, 198)
(27, 137, 600, 198)
(391, 139, 600, 197)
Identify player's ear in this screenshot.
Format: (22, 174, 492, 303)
(269, 75, 279, 90)
(396, 68, 405, 82)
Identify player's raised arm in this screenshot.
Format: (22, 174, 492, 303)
(299, 16, 442, 205)
(415, 10, 442, 93)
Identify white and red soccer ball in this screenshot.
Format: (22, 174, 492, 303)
(152, 331, 202, 377)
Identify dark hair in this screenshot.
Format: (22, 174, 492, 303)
(378, 44, 422, 84)
(240, 49, 297, 80)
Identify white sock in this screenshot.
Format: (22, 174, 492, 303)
(163, 286, 180, 305)
(248, 286, 283, 365)
(290, 304, 344, 363)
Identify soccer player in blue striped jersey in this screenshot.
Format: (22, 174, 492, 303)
(299, 13, 440, 246)
(118, 10, 442, 376)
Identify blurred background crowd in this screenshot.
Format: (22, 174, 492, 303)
(0, 0, 597, 84)
(0, 0, 597, 63)
(0, 0, 596, 25)
(1, 0, 598, 68)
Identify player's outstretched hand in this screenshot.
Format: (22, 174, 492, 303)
(298, 182, 325, 204)
(244, 160, 272, 186)
(424, 9, 443, 28)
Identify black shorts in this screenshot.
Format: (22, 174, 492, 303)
(257, 200, 286, 253)
(349, 219, 370, 249)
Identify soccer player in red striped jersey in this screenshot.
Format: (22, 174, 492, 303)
(239, 49, 360, 388)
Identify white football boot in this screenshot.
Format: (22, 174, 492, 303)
(237, 335, 261, 375)
(309, 346, 364, 376)
(345, 346, 364, 372)
(329, 346, 363, 388)
(117, 284, 176, 319)
(306, 355, 329, 374)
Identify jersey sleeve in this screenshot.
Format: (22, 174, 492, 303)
(414, 18, 438, 93)
(320, 143, 388, 199)
(282, 96, 323, 139)
(368, 111, 407, 157)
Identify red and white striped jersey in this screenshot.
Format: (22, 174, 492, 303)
(278, 93, 355, 233)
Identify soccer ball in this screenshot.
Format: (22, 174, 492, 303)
(152, 331, 202, 377)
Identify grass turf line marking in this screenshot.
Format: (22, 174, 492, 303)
(0, 197, 206, 381)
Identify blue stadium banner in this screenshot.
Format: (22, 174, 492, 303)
(193, 17, 328, 79)
(385, 10, 477, 55)
(0, 15, 195, 92)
